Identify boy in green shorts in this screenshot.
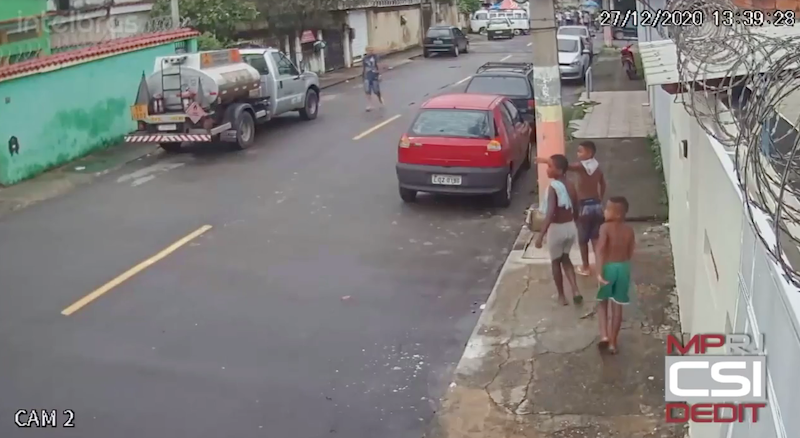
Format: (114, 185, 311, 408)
(594, 197, 635, 354)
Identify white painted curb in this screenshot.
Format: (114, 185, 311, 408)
(447, 226, 533, 381)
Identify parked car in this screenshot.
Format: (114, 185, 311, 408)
(470, 9, 530, 35)
(395, 93, 533, 207)
(614, 21, 638, 40)
(557, 25, 593, 59)
(423, 25, 470, 58)
(464, 62, 537, 143)
(487, 17, 514, 40)
(557, 35, 591, 81)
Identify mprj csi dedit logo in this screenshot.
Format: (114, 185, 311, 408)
(665, 333, 767, 423)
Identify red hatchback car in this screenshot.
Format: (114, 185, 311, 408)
(396, 93, 533, 207)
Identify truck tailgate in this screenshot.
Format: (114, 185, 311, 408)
(124, 133, 212, 143)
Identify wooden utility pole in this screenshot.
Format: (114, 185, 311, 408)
(529, 0, 564, 208)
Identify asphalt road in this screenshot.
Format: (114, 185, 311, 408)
(0, 35, 581, 438)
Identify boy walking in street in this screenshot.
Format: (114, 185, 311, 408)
(362, 47, 384, 112)
(595, 197, 635, 354)
(537, 141, 606, 276)
(535, 154, 583, 306)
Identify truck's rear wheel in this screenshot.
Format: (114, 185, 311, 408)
(160, 142, 182, 153)
(233, 111, 255, 150)
(299, 88, 319, 120)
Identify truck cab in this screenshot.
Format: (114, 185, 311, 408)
(239, 47, 320, 118)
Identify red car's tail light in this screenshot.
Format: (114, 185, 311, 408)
(487, 139, 502, 151)
(399, 135, 411, 148)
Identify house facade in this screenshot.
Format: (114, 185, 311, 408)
(345, 0, 426, 65)
(237, 0, 458, 73)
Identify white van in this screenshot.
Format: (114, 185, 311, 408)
(470, 9, 530, 35)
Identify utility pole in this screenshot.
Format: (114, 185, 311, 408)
(530, 0, 564, 209)
(170, 0, 180, 29)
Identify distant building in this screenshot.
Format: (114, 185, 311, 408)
(46, 0, 155, 53)
(0, 0, 51, 65)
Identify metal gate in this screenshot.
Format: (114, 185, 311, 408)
(324, 29, 346, 72)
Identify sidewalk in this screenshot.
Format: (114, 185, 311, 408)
(319, 46, 424, 89)
(425, 57, 680, 438)
(571, 55, 664, 220)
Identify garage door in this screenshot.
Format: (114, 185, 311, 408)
(347, 9, 368, 62)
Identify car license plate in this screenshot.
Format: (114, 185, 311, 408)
(434, 40, 443, 44)
(157, 124, 177, 131)
(432, 175, 462, 185)
(130, 104, 148, 120)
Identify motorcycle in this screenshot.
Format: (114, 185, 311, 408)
(620, 44, 637, 80)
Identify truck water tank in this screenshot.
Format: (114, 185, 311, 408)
(146, 50, 262, 111)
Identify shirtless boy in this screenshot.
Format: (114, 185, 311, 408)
(537, 141, 606, 276)
(595, 196, 635, 354)
(534, 154, 582, 306)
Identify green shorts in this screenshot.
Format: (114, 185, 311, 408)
(596, 261, 631, 305)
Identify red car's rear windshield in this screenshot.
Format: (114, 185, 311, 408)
(410, 109, 493, 139)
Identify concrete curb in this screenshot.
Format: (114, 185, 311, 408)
(0, 144, 160, 219)
(319, 53, 423, 90)
(446, 224, 532, 378)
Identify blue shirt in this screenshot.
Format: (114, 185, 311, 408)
(363, 54, 379, 81)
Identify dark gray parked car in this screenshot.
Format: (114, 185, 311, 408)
(423, 25, 469, 58)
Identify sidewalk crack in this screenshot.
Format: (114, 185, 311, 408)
(482, 269, 537, 415)
(482, 341, 511, 413)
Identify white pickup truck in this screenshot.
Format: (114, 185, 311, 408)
(125, 47, 320, 152)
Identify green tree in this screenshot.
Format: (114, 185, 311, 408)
(151, 0, 259, 43)
(253, 0, 352, 37)
(458, 0, 482, 15)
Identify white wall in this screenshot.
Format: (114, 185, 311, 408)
(366, 5, 421, 54)
(661, 93, 800, 438)
(347, 9, 369, 62)
(50, 10, 151, 49)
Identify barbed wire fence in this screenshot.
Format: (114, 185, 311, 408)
(634, 0, 800, 286)
(1, 15, 190, 66)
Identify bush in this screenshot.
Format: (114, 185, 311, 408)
(646, 134, 669, 206)
(197, 32, 224, 50)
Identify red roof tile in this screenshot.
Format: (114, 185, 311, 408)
(0, 28, 200, 82)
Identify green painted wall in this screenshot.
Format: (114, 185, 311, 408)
(0, 0, 47, 21)
(0, 38, 197, 185)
